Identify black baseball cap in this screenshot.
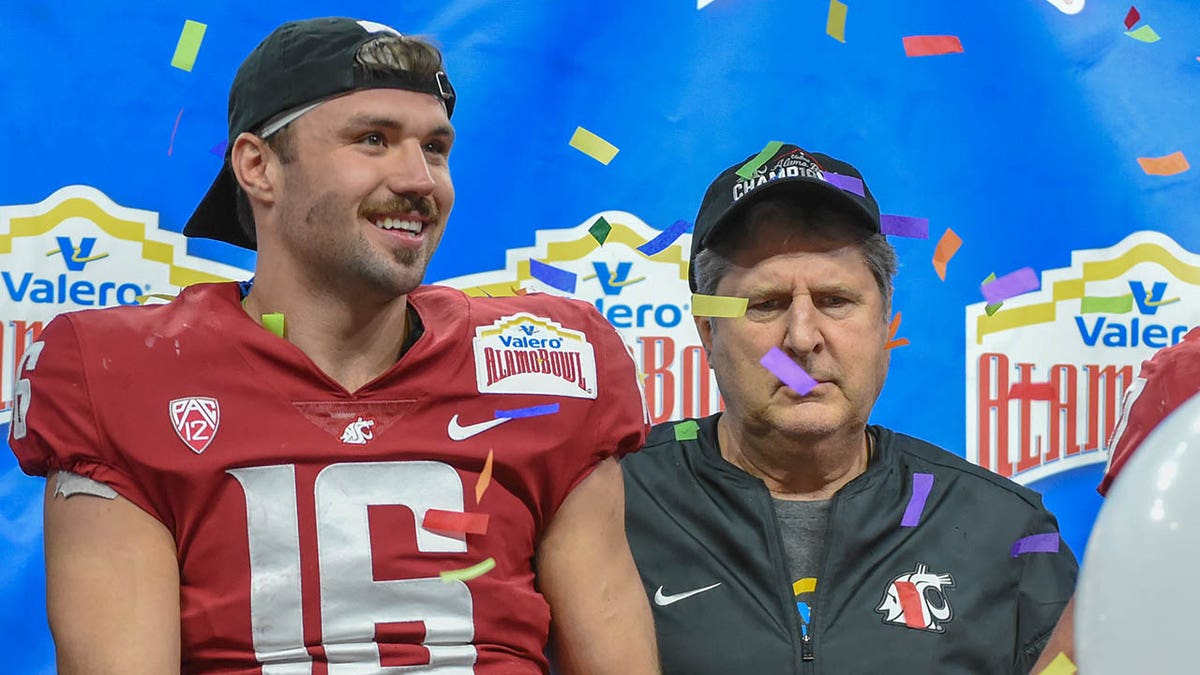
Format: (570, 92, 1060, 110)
(689, 143, 881, 290)
(183, 17, 457, 250)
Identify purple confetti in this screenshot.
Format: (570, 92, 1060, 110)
(900, 473, 934, 527)
(209, 139, 228, 157)
(880, 215, 930, 239)
(824, 171, 865, 197)
(528, 259, 578, 293)
(495, 403, 560, 419)
(981, 267, 1039, 305)
(759, 347, 818, 395)
(637, 219, 691, 256)
(1010, 533, 1061, 557)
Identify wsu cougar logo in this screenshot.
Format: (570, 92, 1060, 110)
(339, 417, 376, 445)
(875, 563, 956, 633)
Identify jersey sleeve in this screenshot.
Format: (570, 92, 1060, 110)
(545, 304, 650, 520)
(1012, 506, 1079, 673)
(7, 314, 164, 523)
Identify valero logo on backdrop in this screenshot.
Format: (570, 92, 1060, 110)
(966, 231, 1200, 485)
(436, 211, 722, 423)
(0, 185, 250, 417)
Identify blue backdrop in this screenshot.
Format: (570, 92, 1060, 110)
(2, 1, 1199, 671)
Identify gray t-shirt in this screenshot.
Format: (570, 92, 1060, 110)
(772, 497, 831, 635)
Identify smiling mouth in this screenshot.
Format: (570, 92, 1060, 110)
(371, 216, 425, 234)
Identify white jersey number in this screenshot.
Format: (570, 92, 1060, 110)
(229, 461, 477, 674)
(9, 340, 46, 441)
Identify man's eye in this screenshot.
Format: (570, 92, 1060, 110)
(750, 299, 782, 312)
(424, 140, 450, 156)
(360, 132, 386, 146)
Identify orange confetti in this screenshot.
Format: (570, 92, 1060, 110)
(885, 311, 910, 350)
(1137, 151, 1190, 176)
(902, 35, 964, 57)
(475, 449, 494, 503)
(932, 228, 963, 281)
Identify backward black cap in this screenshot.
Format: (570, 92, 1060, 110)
(689, 143, 881, 291)
(183, 17, 456, 250)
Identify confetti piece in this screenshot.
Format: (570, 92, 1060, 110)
(824, 171, 864, 197)
(1080, 294, 1134, 314)
(796, 601, 812, 626)
(900, 473, 934, 527)
(1007, 382, 1058, 400)
(475, 450, 494, 503)
(674, 420, 700, 441)
(134, 293, 178, 305)
(637, 219, 691, 256)
(528, 259, 577, 293)
(736, 140, 785, 179)
(423, 509, 490, 535)
(895, 582, 928, 628)
(885, 312, 909, 350)
(902, 35, 964, 57)
(1038, 652, 1077, 675)
(568, 126, 619, 165)
(1125, 24, 1160, 42)
(826, 0, 848, 43)
(932, 228, 962, 281)
(1124, 6, 1141, 30)
(588, 216, 612, 245)
(698, 0, 717, 8)
(209, 139, 228, 157)
(262, 313, 285, 338)
(495, 403, 560, 419)
(170, 19, 208, 72)
(1011, 533, 1061, 557)
(691, 294, 748, 318)
(167, 108, 184, 156)
(792, 577, 817, 596)
(760, 347, 818, 395)
(982, 273, 1004, 315)
(981, 267, 1040, 304)
(440, 557, 496, 582)
(1137, 151, 1189, 176)
(880, 215, 929, 239)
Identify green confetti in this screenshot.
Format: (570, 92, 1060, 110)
(674, 420, 700, 441)
(589, 216, 612, 245)
(735, 140, 785, 179)
(982, 273, 1004, 316)
(1124, 25, 1161, 43)
(170, 20, 208, 72)
(440, 557, 496, 582)
(262, 313, 285, 338)
(1080, 294, 1134, 314)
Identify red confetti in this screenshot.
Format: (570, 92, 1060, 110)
(1124, 6, 1141, 30)
(1007, 382, 1058, 401)
(902, 35, 964, 58)
(423, 509, 490, 535)
(885, 312, 910, 350)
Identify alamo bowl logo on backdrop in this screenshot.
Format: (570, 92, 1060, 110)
(966, 231, 1200, 485)
(436, 211, 722, 423)
(0, 185, 250, 419)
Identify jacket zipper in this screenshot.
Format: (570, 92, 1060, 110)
(762, 485, 821, 673)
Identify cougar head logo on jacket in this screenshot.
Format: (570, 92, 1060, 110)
(875, 563, 955, 633)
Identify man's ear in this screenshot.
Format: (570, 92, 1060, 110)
(229, 132, 276, 206)
(695, 315, 715, 360)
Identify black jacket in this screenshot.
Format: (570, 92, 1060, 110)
(623, 415, 1077, 674)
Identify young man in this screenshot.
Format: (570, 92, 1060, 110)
(9, 17, 658, 674)
(622, 143, 1078, 673)
(1030, 325, 1200, 673)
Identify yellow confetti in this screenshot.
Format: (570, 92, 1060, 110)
(440, 557, 496, 583)
(827, 0, 848, 43)
(691, 294, 748, 318)
(475, 449, 494, 503)
(262, 313, 285, 338)
(569, 126, 619, 165)
(792, 577, 817, 596)
(1124, 25, 1161, 43)
(1037, 652, 1077, 675)
(170, 20, 208, 72)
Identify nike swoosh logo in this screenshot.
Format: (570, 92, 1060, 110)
(653, 582, 722, 607)
(447, 414, 512, 441)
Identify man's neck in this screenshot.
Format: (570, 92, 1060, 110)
(716, 414, 871, 501)
(243, 272, 413, 393)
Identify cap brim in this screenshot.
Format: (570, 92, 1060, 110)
(183, 163, 257, 250)
(701, 177, 879, 252)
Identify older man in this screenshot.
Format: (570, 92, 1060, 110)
(623, 143, 1077, 674)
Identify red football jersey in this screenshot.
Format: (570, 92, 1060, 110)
(1099, 326, 1200, 496)
(9, 282, 649, 674)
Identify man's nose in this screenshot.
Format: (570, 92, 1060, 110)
(781, 298, 824, 356)
(386, 139, 437, 196)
